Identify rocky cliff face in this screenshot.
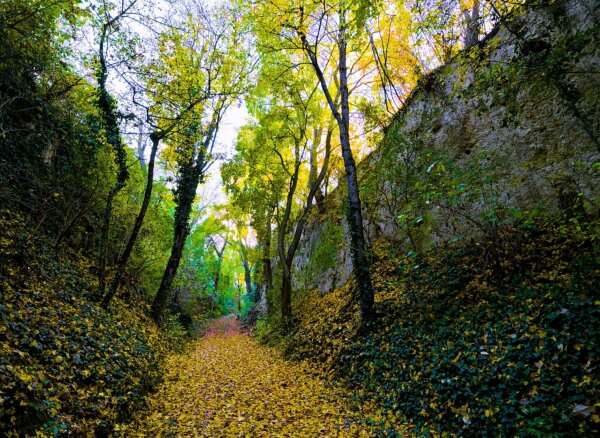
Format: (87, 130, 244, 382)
(293, 0, 600, 295)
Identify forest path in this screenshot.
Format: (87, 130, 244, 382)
(120, 315, 379, 436)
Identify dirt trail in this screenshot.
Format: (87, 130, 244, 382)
(120, 316, 379, 437)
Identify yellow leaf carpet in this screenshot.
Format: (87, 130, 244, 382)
(120, 316, 379, 437)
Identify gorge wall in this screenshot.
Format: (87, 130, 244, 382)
(293, 0, 600, 295)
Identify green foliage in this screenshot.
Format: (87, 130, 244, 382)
(312, 221, 344, 272)
(0, 0, 177, 303)
(0, 210, 169, 436)
(1, 0, 598, 435)
(168, 213, 253, 325)
(0, 0, 102, 231)
(111, 170, 175, 295)
(0, 4, 196, 433)
(162, 314, 192, 353)
(268, 217, 600, 435)
(298, 221, 344, 289)
(366, 121, 505, 253)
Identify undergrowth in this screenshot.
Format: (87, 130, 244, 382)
(258, 217, 600, 435)
(0, 209, 177, 436)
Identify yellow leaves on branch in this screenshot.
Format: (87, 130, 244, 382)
(122, 316, 378, 437)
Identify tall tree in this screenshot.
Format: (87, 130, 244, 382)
(227, 66, 333, 322)
(295, 1, 376, 323)
(151, 103, 222, 321)
(95, 0, 137, 296)
(151, 2, 253, 321)
(246, 0, 388, 323)
(101, 79, 217, 307)
(222, 124, 285, 315)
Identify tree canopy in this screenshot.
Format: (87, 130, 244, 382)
(3, 0, 598, 435)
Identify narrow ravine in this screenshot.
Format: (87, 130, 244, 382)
(119, 316, 380, 436)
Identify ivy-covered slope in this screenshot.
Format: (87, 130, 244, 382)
(260, 218, 599, 435)
(0, 209, 170, 436)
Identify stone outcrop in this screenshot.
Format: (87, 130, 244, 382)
(293, 0, 600, 295)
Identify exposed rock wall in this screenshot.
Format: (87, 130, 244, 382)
(293, 0, 600, 295)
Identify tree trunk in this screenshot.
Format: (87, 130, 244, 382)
(102, 134, 160, 307)
(151, 186, 195, 321)
(310, 126, 327, 211)
(277, 147, 330, 323)
(276, 145, 300, 323)
(241, 253, 252, 298)
(261, 223, 273, 311)
(151, 119, 216, 322)
(136, 128, 147, 171)
(96, 23, 129, 297)
(309, 126, 322, 191)
(277, 238, 293, 323)
(213, 239, 226, 297)
(300, 16, 375, 325)
(465, 0, 480, 48)
(238, 240, 252, 296)
(280, 265, 292, 323)
(338, 22, 375, 323)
